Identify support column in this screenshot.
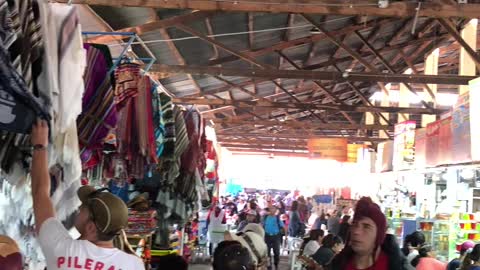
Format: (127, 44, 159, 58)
(380, 94, 390, 138)
(459, 19, 478, 95)
(365, 112, 374, 145)
(398, 82, 410, 123)
(422, 49, 439, 127)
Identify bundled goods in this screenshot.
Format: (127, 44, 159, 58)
(126, 209, 157, 235)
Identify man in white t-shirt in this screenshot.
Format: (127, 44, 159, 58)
(30, 120, 145, 270)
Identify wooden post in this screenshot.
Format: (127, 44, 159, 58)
(398, 82, 410, 123)
(422, 49, 439, 126)
(460, 19, 478, 95)
(380, 93, 390, 138)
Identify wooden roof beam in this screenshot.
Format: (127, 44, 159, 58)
(354, 30, 435, 105)
(86, 11, 213, 43)
(217, 132, 388, 142)
(61, 1, 480, 19)
(151, 64, 476, 85)
(176, 24, 327, 124)
(220, 143, 307, 151)
(212, 119, 393, 130)
(209, 17, 396, 66)
(437, 18, 480, 72)
(173, 97, 447, 114)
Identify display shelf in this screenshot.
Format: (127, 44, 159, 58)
(458, 220, 480, 223)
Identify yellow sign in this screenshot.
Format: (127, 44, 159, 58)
(347, 144, 364, 163)
(307, 138, 348, 162)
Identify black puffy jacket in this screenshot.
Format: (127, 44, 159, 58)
(327, 234, 410, 270)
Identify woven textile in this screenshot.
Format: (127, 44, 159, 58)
(78, 44, 117, 169)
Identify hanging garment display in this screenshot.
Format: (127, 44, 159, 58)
(78, 43, 117, 169)
(0, 2, 85, 269)
(152, 84, 165, 158)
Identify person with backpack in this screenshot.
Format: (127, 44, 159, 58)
(263, 205, 285, 270)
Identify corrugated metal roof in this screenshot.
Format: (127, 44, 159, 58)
(88, 6, 468, 148)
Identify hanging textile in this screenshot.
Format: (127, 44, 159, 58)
(0, 2, 85, 269)
(159, 92, 175, 158)
(113, 62, 156, 179)
(78, 43, 117, 169)
(0, 0, 49, 134)
(151, 85, 165, 158)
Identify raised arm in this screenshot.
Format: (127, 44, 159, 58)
(31, 119, 56, 234)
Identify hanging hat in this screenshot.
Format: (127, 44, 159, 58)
(127, 192, 150, 211)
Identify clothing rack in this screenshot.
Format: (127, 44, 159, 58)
(81, 31, 157, 74)
(81, 31, 178, 102)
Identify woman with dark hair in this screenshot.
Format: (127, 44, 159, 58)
(403, 231, 426, 267)
(338, 215, 351, 242)
(213, 241, 255, 270)
(311, 234, 345, 266)
(312, 211, 327, 230)
(288, 201, 304, 238)
(411, 244, 446, 270)
(301, 229, 325, 256)
(461, 244, 480, 270)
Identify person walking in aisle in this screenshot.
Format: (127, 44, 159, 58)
(461, 244, 480, 270)
(289, 201, 305, 238)
(238, 209, 259, 232)
(30, 120, 145, 270)
(410, 244, 446, 270)
(327, 210, 341, 235)
(448, 241, 475, 270)
(263, 206, 284, 270)
(338, 215, 351, 242)
(327, 197, 410, 270)
(402, 231, 426, 268)
(312, 211, 327, 230)
(207, 201, 227, 255)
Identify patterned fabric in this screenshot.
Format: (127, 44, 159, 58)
(5, 0, 43, 94)
(114, 63, 140, 106)
(151, 85, 165, 158)
(78, 44, 117, 169)
(159, 92, 174, 158)
(0, 0, 49, 174)
(113, 63, 159, 179)
(135, 77, 156, 163)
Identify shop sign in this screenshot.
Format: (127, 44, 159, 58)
(452, 92, 472, 163)
(376, 140, 394, 173)
(438, 115, 452, 165)
(426, 120, 441, 167)
(347, 144, 364, 163)
(307, 138, 348, 162)
(415, 128, 427, 169)
(393, 121, 416, 171)
(336, 198, 357, 208)
(470, 78, 480, 161)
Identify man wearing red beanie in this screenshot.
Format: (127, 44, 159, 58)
(327, 197, 409, 270)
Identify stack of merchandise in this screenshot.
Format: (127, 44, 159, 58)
(125, 209, 157, 235)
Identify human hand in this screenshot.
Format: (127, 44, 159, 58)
(31, 119, 49, 147)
